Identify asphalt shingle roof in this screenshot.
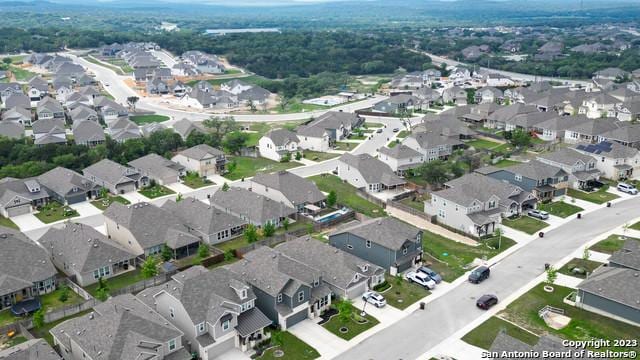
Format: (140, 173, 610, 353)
(331, 217, 421, 251)
(251, 171, 326, 206)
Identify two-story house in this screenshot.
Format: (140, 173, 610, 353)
(258, 129, 300, 162)
(128, 153, 186, 186)
(535, 148, 601, 190)
(210, 187, 296, 228)
(402, 131, 462, 162)
(83, 159, 149, 195)
(248, 171, 326, 214)
(378, 145, 424, 176)
(480, 160, 569, 201)
(337, 153, 406, 193)
(172, 144, 227, 176)
(574, 141, 640, 180)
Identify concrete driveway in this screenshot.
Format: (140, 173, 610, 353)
(166, 182, 193, 195)
(352, 297, 405, 325)
(69, 202, 102, 218)
(289, 319, 348, 360)
(216, 349, 251, 360)
(11, 213, 44, 232)
(121, 191, 151, 204)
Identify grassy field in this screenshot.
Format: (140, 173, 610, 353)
(567, 188, 619, 204)
(91, 195, 130, 211)
(0, 216, 19, 229)
(35, 202, 79, 224)
(364, 122, 383, 128)
(225, 157, 303, 180)
(381, 275, 430, 310)
(630, 221, 640, 231)
(502, 216, 548, 235)
(130, 114, 170, 124)
(259, 331, 320, 360)
(500, 283, 640, 354)
(334, 142, 359, 151)
(422, 230, 515, 282)
(462, 316, 540, 350)
(40, 287, 85, 310)
(322, 303, 379, 340)
(309, 175, 385, 218)
(84, 55, 124, 75)
(398, 193, 430, 212)
(84, 269, 145, 297)
(537, 201, 583, 218)
(183, 172, 214, 189)
(590, 234, 637, 254)
(277, 101, 326, 114)
(303, 151, 340, 162)
(187, 75, 265, 87)
(396, 130, 410, 139)
(388, 140, 399, 148)
(466, 139, 502, 150)
(558, 258, 603, 279)
(8, 66, 35, 81)
(492, 159, 520, 168)
(139, 184, 175, 199)
(0, 309, 20, 327)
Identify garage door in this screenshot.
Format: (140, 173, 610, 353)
(285, 308, 308, 329)
(206, 336, 236, 360)
(346, 282, 367, 300)
(7, 205, 30, 217)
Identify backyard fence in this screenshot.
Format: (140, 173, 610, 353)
(109, 272, 174, 297)
(355, 189, 387, 208)
(388, 200, 430, 220)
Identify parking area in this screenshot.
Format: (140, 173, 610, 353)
(69, 202, 103, 218)
(289, 319, 348, 359)
(165, 182, 193, 195)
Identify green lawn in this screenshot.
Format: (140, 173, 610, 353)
(334, 142, 358, 151)
(302, 151, 340, 162)
(502, 216, 549, 235)
(4, 335, 28, 347)
(500, 283, 640, 354)
(84, 56, 124, 75)
(462, 316, 540, 350)
(364, 122, 383, 128)
(83, 269, 145, 297)
(537, 201, 583, 218)
(396, 130, 410, 138)
(0, 216, 19, 229)
(309, 175, 385, 218)
(466, 139, 502, 150)
(492, 159, 520, 168)
(567, 188, 619, 204)
(139, 184, 175, 199)
(216, 222, 310, 252)
(130, 114, 170, 124)
(590, 234, 638, 254)
(422, 231, 515, 282)
(8, 66, 35, 81)
(39, 287, 84, 310)
(259, 331, 320, 360)
(32, 310, 92, 346)
(0, 309, 20, 327)
(630, 221, 640, 231)
(398, 193, 430, 212)
(558, 258, 603, 279)
(35, 202, 79, 224)
(381, 275, 430, 310)
(224, 157, 303, 181)
(277, 101, 325, 114)
(91, 195, 130, 211)
(183, 172, 214, 189)
(387, 140, 399, 148)
(322, 303, 380, 340)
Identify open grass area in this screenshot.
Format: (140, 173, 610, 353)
(492, 159, 520, 168)
(302, 151, 340, 162)
(83, 269, 145, 297)
(558, 258, 603, 279)
(422, 230, 515, 283)
(364, 122, 383, 128)
(630, 221, 640, 231)
(590, 234, 638, 254)
(502, 216, 548, 235)
(4, 335, 28, 347)
(259, 331, 320, 360)
(0, 309, 20, 327)
(380, 275, 430, 310)
(225, 157, 303, 181)
(84, 55, 124, 75)
(139, 184, 175, 199)
(39, 287, 84, 310)
(387, 140, 399, 148)
(322, 303, 380, 340)
(130, 114, 170, 124)
(0, 216, 19, 230)
(35, 202, 79, 224)
(500, 283, 640, 354)
(183, 172, 214, 189)
(334, 142, 358, 151)
(396, 130, 410, 139)
(8, 66, 35, 81)
(277, 101, 325, 114)
(309, 175, 385, 218)
(537, 201, 583, 218)
(398, 193, 430, 212)
(567, 188, 619, 204)
(466, 139, 502, 150)
(462, 316, 540, 350)
(91, 195, 130, 211)
(188, 75, 265, 87)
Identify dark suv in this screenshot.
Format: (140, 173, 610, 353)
(476, 294, 498, 310)
(468, 266, 490, 284)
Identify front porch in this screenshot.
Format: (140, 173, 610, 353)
(236, 307, 273, 352)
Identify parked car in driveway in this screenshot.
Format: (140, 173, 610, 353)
(617, 182, 638, 195)
(528, 209, 549, 220)
(476, 294, 498, 310)
(405, 271, 436, 290)
(468, 266, 490, 284)
(362, 291, 386, 308)
(392, 128, 400, 133)
(417, 266, 442, 283)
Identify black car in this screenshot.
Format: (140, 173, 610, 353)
(476, 294, 498, 310)
(468, 266, 490, 284)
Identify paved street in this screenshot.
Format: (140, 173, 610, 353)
(334, 196, 640, 360)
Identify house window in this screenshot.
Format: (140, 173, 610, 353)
(488, 200, 496, 209)
(169, 307, 175, 318)
(402, 247, 408, 255)
(515, 174, 522, 182)
(298, 291, 305, 302)
(365, 240, 371, 248)
(198, 322, 205, 333)
(438, 209, 445, 218)
(347, 244, 353, 250)
(168, 339, 176, 351)
(313, 279, 320, 287)
(277, 294, 283, 303)
(222, 320, 230, 331)
(241, 289, 247, 299)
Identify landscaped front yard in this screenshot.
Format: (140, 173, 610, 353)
(567, 188, 619, 204)
(396, 130, 410, 138)
(502, 216, 549, 235)
(183, 172, 214, 189)
(462, 316, 539, 350)
(302, 151, 340, 162)
(630, 221, 640, 231)
(334, 142, 358, 151)
(322, 302, 379, 340)
(558, 258, 603, 279)
(225, 157, 303, 181)
(309, 175, 385, 218)
(537, 201, 583, 218)
(258, 331, 320, 360)
(590, 234, 638, 254)
(0, 216, 18, 229)
(35, 202, 79, 224)
(379, 275, 430, 310)
(139, 184, 175, 199)
(130, 114, 170, 124)
(422, 230, 515, 282)
(91, 195, 131, 211)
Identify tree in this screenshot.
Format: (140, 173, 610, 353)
(546, 265, 558, 284)
(32, 307, 45, 329)
(141, 256, 159, 279)
(337, 299, 353, 322)
(98, 187, 109, 199)
(58, 283, 70, 302)
(263, 222, 276, 237)
(282, 218, 290, 231)
(582, 247, 590, 261)
(161, 244, 173, 261)
(222, 131, 249, 155)
(95, 288, 109, 301)
(418, 160, 450, 188)
(246, 99, 257, 113)
(176, 193, 183, 202)
(327, 190, 337, 207)
(222, 182, 230, 191)
(127, 96, 139, 111)
(493, 227, 504, 250)
(510, 129, 532, 148)
(244, 224, 258, 243)
(2, 57, 11, 65)
(197, 243, 210, 258)
(449, 161, 465, 178)
(280, 153, 291, 163)
(226, 161, 237, 174)
(295, 151, 302, 161)
(224, 250, 236, 262)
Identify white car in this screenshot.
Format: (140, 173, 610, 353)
(362, 291, 386, 308)
(405, 271, 436, 290)
(617, 183, 638, 195)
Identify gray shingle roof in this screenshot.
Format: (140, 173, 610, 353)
(177, 144, 223, 160)
(578, 266, 640, 310)
(378, 144, 422, 159)
(235, 307, 273, 337)
(487, 103, 538, 122)
(608, 239, 640, 271)
(263, 129, 299, 147)
(210, 187, 296, 225)
(331, 217, 421, 251)
(32, 118, 65, 135)
(128, 154, 184, 181)
(404, 131, 462, 150)
(4, 93, 30, 109)
(565, 117, 622, 136)
(600, 123, 640, 143)
(436, 173, 531, 207)
(161, 198, 246, 236)
(251, 171, 326, 206)
(536, 148, 595, 167)
(0, 338, 60, 360)
(500, 160, 567, 180)
(83, 159, 140, 188)
(338, 153, 405, 186)
(38, 167, 99, 197)
(72, 120, 106, 145)
(0, 122, 25, 139)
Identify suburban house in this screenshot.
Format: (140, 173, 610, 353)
(50, 295, 191, 360)
(337, 153, 406, 193)
(36, 97, 65, 121)
(27, 76, 49, 103)
(425, 173, 537, 237)
(329, 217, 423, 274)
(574, 141, 640, 180)
(72, 120, 106, 147)
(609, 239, 640, 271)
(162, 198, 247, 245)
(40, 222, 139, 286)
(248, 171, 326, 214)
(579, 93, 621, 119)
(108, 118, 142, 143)
(138, 266, 272, 359)
(373, 94, 420, 114)
(210, 187, 296, 228)
(378, 145, 424, 175)
(69, 105, 99, 123)
(128, 153, 186, 185)
(83, 159, 149, 195)
(258, 129, 300, 162)
(296, 111, 363, 151)
(0, 83, 22, 103)
(37, 167, 100, 205)
(475, 87, 503, 104)
(172, 118, 209, 140)
(0, 122, 25, 140)
(2, 106, 32, 126)
(532, 115, 590, 142)
(485, 103, 539, 130)
(401, 131, 461, 162)
(489, 332, 592, 360)
(104, 202, 201, 259)
(535, 148, 601, 190)
(32, 118, 67, 146)
(5, 93, 31, 110)
(0, 177, 50, 217)
(442, 86, 467, 105)
(276, 236, 386, 299)
(563, 117, 623, 144)
(171, 144, 227, 176)
(480, 160, 569, 201)
(228, 246, 328, 330)
(598, 123, 640, 149)
(296, 125, 331, 152)
(0, 226, 57, 311)
(94, 97, 129, 124)
(0, 339, 59, 360)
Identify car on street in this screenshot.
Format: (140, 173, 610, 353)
(617, 182, 638, 195)
(468, 266, 490, 284)
(417, 266, 442, 283)
(362, 291, 386, 308)
(376, 128, 383, 133)
(405, 271, 436, 290)
(476, 294, 498, 310)
(392, 128, 400, 132)
(528, 209, 549, 220)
